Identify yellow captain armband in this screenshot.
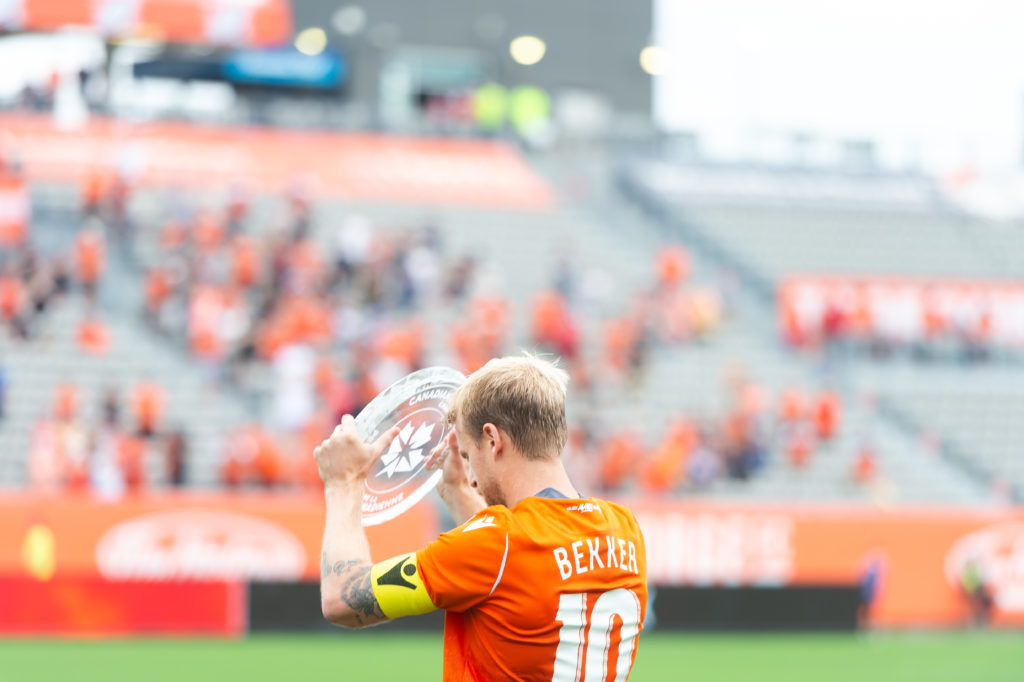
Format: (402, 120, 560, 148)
(370, 552, 437, 619)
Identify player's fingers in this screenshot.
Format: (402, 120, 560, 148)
(369, 424, 400, 457)
(427, 434, 450, 465)
(425, 443, 446, 469)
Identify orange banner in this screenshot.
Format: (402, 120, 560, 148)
(4, 492, 1021, 628)
(5, 0, 291, 47)
(631, 501, 1024, 628)
(0, 490, 439, 583)
(0, 114, 555, 209)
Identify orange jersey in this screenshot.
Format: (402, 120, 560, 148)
(416, 495, 647, 682)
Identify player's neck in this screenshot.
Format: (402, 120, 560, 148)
(503, 456, 580, 506)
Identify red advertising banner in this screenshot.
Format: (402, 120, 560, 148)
(632, 501, 1024, 628)
(779, 275, 1024, 349)
(2, 0, 291, 48)
(0, 114, 555, 209)
(0, 491, 439, 583)
(0, 576, 245, 636)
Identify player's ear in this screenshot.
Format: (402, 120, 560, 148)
(483, 423, 503, 456)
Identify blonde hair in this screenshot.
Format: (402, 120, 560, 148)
(448, 354, 569, 460)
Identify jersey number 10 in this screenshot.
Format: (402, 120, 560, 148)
(552, 588, 643, 682)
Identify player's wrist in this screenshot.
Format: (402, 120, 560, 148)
(323, 475, 365, 496)
(436, 479, 472, 500)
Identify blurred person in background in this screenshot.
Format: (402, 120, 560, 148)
(687, 425, 723, 489)
(164, 428, 188, 487)
(131, 381, 165, 439)
(73, 218, 105, 304)
(960, 556, 993, 628)
(315, 355, 647, 680)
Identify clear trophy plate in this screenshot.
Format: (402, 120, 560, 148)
(354, 366, 466, 526)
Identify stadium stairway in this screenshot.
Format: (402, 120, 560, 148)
(854, 362, 1024, 500)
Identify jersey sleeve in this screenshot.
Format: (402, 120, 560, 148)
(416, 507, 511, 613)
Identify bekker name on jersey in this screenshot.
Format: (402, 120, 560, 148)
(553, 535, 640, 580)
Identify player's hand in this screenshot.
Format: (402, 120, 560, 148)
(426, 427, 487, 521)
(315, 414, 399, 486)
(426, 429, 474, 493)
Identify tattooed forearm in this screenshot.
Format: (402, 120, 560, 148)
(340, 564, 380, 619)
(321, 555, 384, 626)
(332, 559, 360, 576)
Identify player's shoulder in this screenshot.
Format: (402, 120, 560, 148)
(450, 505, 513, 537)
(422, 505, 511, 563)
(591, 497, 641, 523)
(509, 495, 642, 535)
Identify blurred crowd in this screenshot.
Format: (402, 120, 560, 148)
(27, 381, 186, 496)
(571, 372, 878, 497)
(1, 161, 885, 498)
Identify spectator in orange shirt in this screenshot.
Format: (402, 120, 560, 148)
(230, 234, 261, 289)
(0, 272, 28, 339)
(144, 267, 173, 327)
(655, 244, 690, 290)
(603, 317, 637, 376)
(76, 315, 111, 355)
(53, 384, 79, 423)
(814, 390, 842, 441)
(852, 442, 879, 485)
(117, 434, 147, 491)
(221, 424, 286, 488)
(0, 174, 27, 247)
(786, 421, 815, 469)
(599, 430, 644, 492)
(531, 290, 577, 358)
(779, 386, 808, 423)
(73, 223, 105, 302)
(193, 212, 224, 254)
(641, 420, 697, 493)
(132, 382, 165, 438)
(81, 169, 109, 216)
(468, 295, 510, 356)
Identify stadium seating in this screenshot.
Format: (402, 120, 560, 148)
(0, 153, 1008, 506)
(620, 158, 1023, 503)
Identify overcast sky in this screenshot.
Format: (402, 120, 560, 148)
(653, 0, 1024, 173)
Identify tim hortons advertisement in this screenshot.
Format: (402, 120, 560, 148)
(0, 491, 438, 583)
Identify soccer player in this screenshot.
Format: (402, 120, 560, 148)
(315, 355, 647, 681)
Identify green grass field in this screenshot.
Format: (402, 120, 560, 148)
(2, 631, 1021, 682)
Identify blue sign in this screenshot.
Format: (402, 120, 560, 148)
(223, 48, 347, 90)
